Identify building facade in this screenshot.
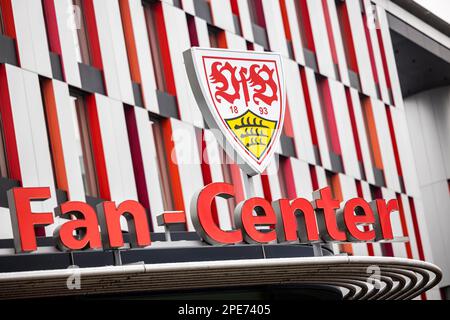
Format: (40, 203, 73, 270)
(0, 0, 448, 299)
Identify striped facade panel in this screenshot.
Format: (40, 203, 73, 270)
(284, 59, 315, 164)
(346, 0, 376, 97)
(127, 0, 159, 112)
(209, 0, 235, 33)
(53, 0, 82, 87)
(11, 0, 52, 78)
(261, 0, 289, 57)
(306, 0, 335, 79)
(162, 3, 204, 127)
(93, 0, 134, 105)
(235, 0, 254, 42)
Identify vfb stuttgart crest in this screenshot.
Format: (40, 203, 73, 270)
(184, 48, 285, 176)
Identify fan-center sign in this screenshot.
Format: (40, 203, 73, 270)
(8, 183, 399, 253)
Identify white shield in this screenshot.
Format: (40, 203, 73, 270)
(184, 48, 285, 176)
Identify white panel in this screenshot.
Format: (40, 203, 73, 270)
(290, 158, 313, 200)
(371, 99, 400, 192)
(284, 0, 305, 65)
(128, 0, 159, 112)
(399, 194, 419, 260)
(325, 0, 350, 86)
(432, 88, 450, 178)
(236, 0, 254, 42)
(362, 0, 390, 104)
(0, 208, 13, 239)
(262, 0, 289, 57)
(181, 0, 195, 15)
(328, 80, 360, 179)
(54, 0, 82, 87)
(377, 7, 403, 109)
(284, 58, 315, 164)
(52, 80, 86, 201)
(418, 91, 447, 183)
(398, 100, 421, 196)
(12, 0, 52, 77)
(163, 4, 204, 127)
(266, 161, 282, 201)
(95, 94, 138, 203)
(346, 0, 377, 97)
(5, 66, 57, 235)
(209, 0, 235, 33)
(306, 0, 335, 78)
(204, 130, 232, 231)
(94, 0, 134, 105)
(382, 188, 407, 258)
(349, 89, 375, 184)
(225, 32, 247, 50)
(304, 68, 332, 170)
(135, 108, 165, 232)
(315, 166, 328, 189)
(171, 119, 204, 231)
(338, 174, 357, 201)
(194, 17, 210, 47)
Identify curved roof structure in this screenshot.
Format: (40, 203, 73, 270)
(0, 256, 441, 300)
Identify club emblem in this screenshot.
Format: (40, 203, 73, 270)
(184, 48, 285, 176)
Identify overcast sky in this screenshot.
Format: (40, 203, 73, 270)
(414, 0, 450, 24)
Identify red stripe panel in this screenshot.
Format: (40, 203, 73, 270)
(408, 197, 425, 261)
(319, 78, 342, 155)
(345, 88, 363, 162)
(337, 2, 358, 73)
(321, 0, 338, 64)
(197, 129, 219, 226)
(376, 28, 392, 90)
(161, 119, 187, 230)
(298, 0, 315, 51)
(362, 12, 379, 84)
(82, 0, 103, 70)
(396, 194, 413, 259)
(279, 0, 292, 41)
(86, 95, 111, 201)
(125, 106, 153, 230)
(0, 65, 22, 182)
(153, 2, 177, 96)
(282, 159, 297, 199)
(42, 0, 63, 56)
(300, 68, 319, 147)
(385, 105, 403, 177)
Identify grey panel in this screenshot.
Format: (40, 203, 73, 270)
(303, 48, 318, 72)
(232, 14, 242, 36)
(329, 152, 344, 174)
(132, 82, 144, 108)
(49, 52, 64, 81)
(156, 90, 179, 119)
(280, 135, 296, 158)
(252, 23, 269, 50)
(348, 69, 362, 92)
(0, 177, 20, 208)
(78, 62, 106, 95)
(0, 35, 18, 66)
(373, 167, 386, 187)
(193, 0, 212, 24)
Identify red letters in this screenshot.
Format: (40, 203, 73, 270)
(191, 182, 243, 245)
(54, 201, 102, 251)
(235, 197, 277, 244)
(97, 200, 151, 249)
(273, 198, 319, 243)
(6, 184, 400, 252)
(342, 198, 376, 242)
(7, 187, 54, 253)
